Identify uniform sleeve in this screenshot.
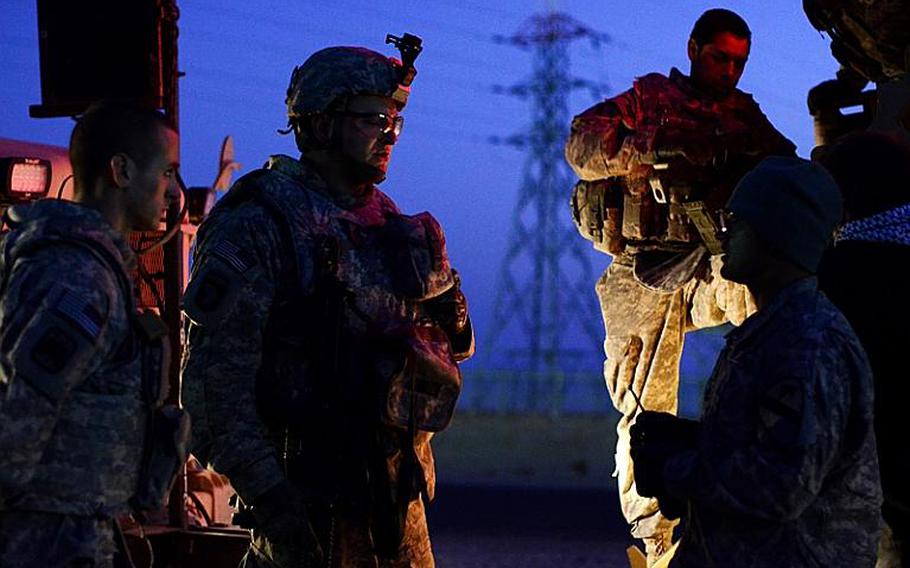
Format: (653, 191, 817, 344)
(180, 203, 288, 503)
(662, 335, 854, 521)
(743, 99, 797, 158)
(0, 246, 118, 490)
(564, 86, 647, 180)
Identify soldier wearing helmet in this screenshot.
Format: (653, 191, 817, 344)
(181, 38, 474, 568)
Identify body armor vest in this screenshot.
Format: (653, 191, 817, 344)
(200, 157, 459, 498)
(622, 71, 778, 250)
(0, 206, 146, 517)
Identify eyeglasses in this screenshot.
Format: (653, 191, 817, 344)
(331, 110, 404, 137)
(717, 210, 737, 234)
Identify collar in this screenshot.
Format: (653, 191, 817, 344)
(725, 277, 818, 348)
(265, 154, 395, 227)
(668, 67, 745, 108)
(267, 154, 377, 210)
(836, 202, 910, 247)
(6, 199, 136, 270)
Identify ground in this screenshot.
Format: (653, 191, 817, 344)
(428, 413, 634, 567)
(429, 485, 633, 567)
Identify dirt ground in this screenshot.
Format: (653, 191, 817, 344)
(427, 413, 633, 566)
(428, 484, 634, 568)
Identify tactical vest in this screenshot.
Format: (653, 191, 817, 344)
(621, 71, 783, 250)
(0, 209, 146, 517)
(193, 159, 460, 490)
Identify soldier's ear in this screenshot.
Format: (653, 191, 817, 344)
(310, 113, 334, 147)
(687, 38, 699, 62)
(109, 153, 133, 188)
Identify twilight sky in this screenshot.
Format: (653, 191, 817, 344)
(2, 1, 839, 381)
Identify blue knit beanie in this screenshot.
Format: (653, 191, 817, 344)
(726, 157, 843, 272)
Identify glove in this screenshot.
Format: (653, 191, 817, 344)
(630, 412, 700, 518)
(631, 411, 700, 449)
(252, 481, 324, 565)
(423, 270, 468, 335)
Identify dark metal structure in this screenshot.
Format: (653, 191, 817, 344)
(484, 12, 609, 409)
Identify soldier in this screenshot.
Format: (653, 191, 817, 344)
(564, 9, 795, 561)
(630, 157, 882, 567)
(181, 39, 474, 568)
(817, 132, 910, 567)
(0, 101, 179, 567)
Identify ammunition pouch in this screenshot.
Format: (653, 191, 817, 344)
(373, 322, 462, 433)
(130, 312, 191, 515)
(571, 179, 624, 255)
(632, 246, 708, 293)
(368, 429, 425, 559)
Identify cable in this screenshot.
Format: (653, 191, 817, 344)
(186, 490, 214, 528)
(55, 173, 73, 199)
(136, 260, 166, 314)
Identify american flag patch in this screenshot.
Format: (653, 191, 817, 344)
(53, 290, 104, 340)
(211, 240, 255, 274)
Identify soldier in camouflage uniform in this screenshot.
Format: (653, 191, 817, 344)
(0, 102, 179, 567)
(564, 9, 795, 561)
(181, 41, 474, 568)
(631, 157, 882, 567)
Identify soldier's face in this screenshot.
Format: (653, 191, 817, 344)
(335, 95, 400, 176)
(719, 213, 768, 284)
(688, 31, 750, 99)
(126, 125, 180, 231)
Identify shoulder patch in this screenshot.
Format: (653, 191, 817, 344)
(182, 261, 247, 327)
(211, 240, 257, 274)
(10, 312, 97, 404)
(52, 289, 105, 340)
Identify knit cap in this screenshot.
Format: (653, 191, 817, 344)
(726, 157, 843, 271)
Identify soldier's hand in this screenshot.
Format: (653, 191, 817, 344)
(252, 481, 324, 565)
(631, 411, 700, 449)
(646, 128, 718, 167)
(423, 270, 468, 334)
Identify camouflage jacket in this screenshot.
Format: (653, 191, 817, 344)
(0, 200, 145, 517)
(181, 155, 473, 506)
(663, 278, 882, 567)
(566, 69, 795, 253)
(804, 0, 910, 82)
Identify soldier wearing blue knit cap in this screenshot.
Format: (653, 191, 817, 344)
(631, 157, 882, 567)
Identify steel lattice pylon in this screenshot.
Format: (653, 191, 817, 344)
(485, 12, 609, 386)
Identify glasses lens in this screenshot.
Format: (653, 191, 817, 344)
(718, 210, 735, 233)
(391, 116, 404, 136)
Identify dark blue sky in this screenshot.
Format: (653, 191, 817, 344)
(2, 1, 839, 375)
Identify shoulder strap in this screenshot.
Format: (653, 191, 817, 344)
(0, 232, 133, 308)
(219, 170, 304, 293)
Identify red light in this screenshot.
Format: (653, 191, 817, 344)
(1, 157, 51, 201)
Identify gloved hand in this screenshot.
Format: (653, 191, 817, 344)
(423, 270, 468, 335)
(252, 481, 324, 565)
(630, 411, 700, 517)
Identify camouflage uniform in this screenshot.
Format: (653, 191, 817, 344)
(661, 278, 882, 567)
(803, 0, 910, 82)
(181, 155, 473, 568)
(565, 68, 795, 546)
(0, 200, 144, 568)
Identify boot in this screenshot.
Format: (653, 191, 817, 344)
(644, 532, 673, 567)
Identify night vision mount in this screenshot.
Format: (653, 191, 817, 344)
(386, 32, 422, 105)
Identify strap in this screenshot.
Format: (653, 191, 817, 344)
(112, 517, 138, 568)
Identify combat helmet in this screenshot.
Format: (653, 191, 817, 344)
(286, 34, 422, 122)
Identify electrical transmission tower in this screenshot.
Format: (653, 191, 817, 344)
(485, 12, 609, 390)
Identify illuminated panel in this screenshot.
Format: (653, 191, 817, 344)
(128, 231, 166, 310)
(1, 158, 52, 199)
